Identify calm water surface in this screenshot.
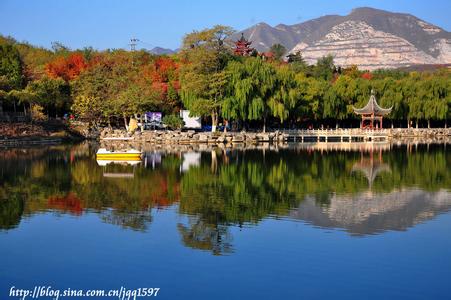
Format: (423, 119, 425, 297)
(0, 143, 450, 299)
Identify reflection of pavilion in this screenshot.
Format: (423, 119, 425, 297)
(289, 148, 451, 236)
(351, 150, 391, 188)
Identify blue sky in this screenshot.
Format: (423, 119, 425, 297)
(0, 0, 450, 50)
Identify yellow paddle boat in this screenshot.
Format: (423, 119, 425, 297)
(96, 148, 142, 161)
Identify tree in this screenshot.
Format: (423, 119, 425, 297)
(46, 53, 88, 81)
(314, 55, 335, 81)
(223, 58, 274, 131)
(143, 56, 181, 113)
(321, 75, 353, 127)
(418, 76, 449, 128)
(26, 76, 70, 117)
(295, 75, 328, 123)
(180, 25, 235, 132)
(116, 83, 160, 131)
(270, 65, 298, 127)
(343, 65, 361, 79)
(223, 57, 296, 131)
(14, 42, 55, 81)
(162, 114, 184, 130)
(51, 41, 70, 54)
(269, 44, 287, 61)
(287, 51, 309, 73)
(376, 77, 407, 127)
(403, 73, 422, 128)
(71, 95, 104, 126)
(0, 44, 23, 90)
(70, 57, 117, 126)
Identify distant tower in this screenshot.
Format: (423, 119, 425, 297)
(129, 38, 139, 51)
(234, 33, 254, 56)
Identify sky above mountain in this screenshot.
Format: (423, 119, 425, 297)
(0, 0, 450, 50)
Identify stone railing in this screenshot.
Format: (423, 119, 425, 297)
(389, 128, 451, 137)
(279, 128, 391, 136)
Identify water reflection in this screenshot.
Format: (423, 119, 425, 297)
(351, 149, 391, 187)
(290, 189, 451, 236)
(0, 142, 450, 253)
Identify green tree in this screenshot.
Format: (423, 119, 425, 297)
(314, 55, 335, 81)
(26, 76, 70, 117)
(223, 57, 276, 131)
(269, 43, 287, 61)
(418, 76, 449, 128)
(223, 58, 297, 131)
(116, 83, 160, 131)
(0, 44, 23, 90)
(162, 114, 184, 130)
(287, 51, 309, 73)
(180, 25, 235, 132)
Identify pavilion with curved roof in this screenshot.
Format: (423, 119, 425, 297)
(353, 89, 392, 129)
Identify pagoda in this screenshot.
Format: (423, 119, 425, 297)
(353, 89, 392, 129)
(234, 33, 254, 56)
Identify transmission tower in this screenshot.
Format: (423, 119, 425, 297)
(129, 38, 139, 51)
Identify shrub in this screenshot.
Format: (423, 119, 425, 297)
(31, 104, 48, 122)
(162, 114, 184, 130)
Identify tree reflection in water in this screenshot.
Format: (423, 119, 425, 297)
(178, 217, 233, 255)
(0, 142, 450, 253)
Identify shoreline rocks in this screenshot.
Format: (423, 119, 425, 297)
(100, 128, 284, 145)
(0, 136, 64, 147)
(99, 128, 451, 146)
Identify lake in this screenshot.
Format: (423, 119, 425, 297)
(1, 142, 450, 300)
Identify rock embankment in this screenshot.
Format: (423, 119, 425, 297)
(0, 121, 84, 147)
(99, 128, 451, 146)
(100, 129, 283, 145)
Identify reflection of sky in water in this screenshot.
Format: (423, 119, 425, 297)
(0, 143, 451, 299)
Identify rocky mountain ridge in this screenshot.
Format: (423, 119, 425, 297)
(233, 7, 451, 69)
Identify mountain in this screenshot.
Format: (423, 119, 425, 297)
(149, 47, 176, 55)
(233, 7, 451, 70)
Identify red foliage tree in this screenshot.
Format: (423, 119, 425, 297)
(141, 57, 181, 111)
(144, 57, 179, 93)
(45, 53, 87, 81)
(361, 72, 373, 80)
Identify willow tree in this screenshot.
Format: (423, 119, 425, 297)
(179, 25, 234, 132)
(296, 75, 328, 124)
(418, 76, 449, 128)
(223, 57, 295, 132)
(403, 74, 422, 128)
(270, 65, 299, 127)
(328, 75, 361, 127)
(376, 77, 408, 127)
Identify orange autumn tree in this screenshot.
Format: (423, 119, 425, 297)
(45, 53, 87, 81)
(361, 72, 373, 80)
(143, 56, 181, 112)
